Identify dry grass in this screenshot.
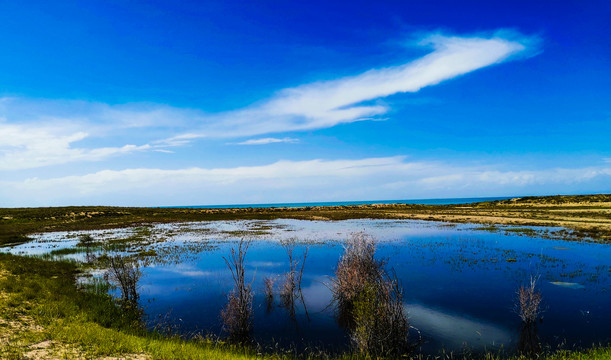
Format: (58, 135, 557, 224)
(333, 233, 385, 310)
(263, 277, 275, 300)
(332, 233, 410, 357)
(279, 239, 308, 308)
(517, 276, 543, 324)
(221, 239, 253, 343)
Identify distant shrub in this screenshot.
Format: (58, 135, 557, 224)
(77, 234, 95, 247)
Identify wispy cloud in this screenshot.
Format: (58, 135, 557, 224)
(0, 123, 156, 170)
(0, 31, 538, 170)
(2, 156, 608, 207)
(0, 98, 191, 170)
(233, 137, 299, 145)
(167, 31, 536, 140)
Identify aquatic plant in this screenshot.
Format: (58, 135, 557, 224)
(77, 233, 95, 247)
(351, 274, 410, 357)
(105, 255, 141, 310)
(517, 276, 543, 324)
(263, 276, 275, 313)
(332, 232, 385, 310)
(78, 233, 97, 262)
(279, 238, 309, 317)
(516, 276, 543, 356)
(3, 252, 610, 360)
(276, 238, 309, 322)
(221, 238, 253, 343)
(264, 276, 275, 300)
(332, 233, 410, 357)
(280, 239, 297, 305)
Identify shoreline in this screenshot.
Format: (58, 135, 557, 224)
(2, 194, 610, 245)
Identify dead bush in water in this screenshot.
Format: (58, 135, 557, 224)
(105, 255, 141, 310)
(264, 276, 275, 300)
(280, 239, 308, 300)
(332, 233, 385, 311)
(279, 238, 309, 319)
(332, 233, 410, 357)
(517, 276, 543, 324)
(263, 276, 275, 313)
(221, 239, 253, 343)
(516, 276, 543, 356)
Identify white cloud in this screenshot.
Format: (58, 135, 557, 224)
(0, 123, 156, 170)
(175, 31, 534, 139)
(233, 137, 299, 145)
(1, 156, 608, 207)
(0, 31, 538, 171)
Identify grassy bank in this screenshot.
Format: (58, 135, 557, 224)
(0, 254, 609, 359)
(0, 253, 253, 359)
(1, 194, 611, 246)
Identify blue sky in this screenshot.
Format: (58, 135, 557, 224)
(0, 0, 609, 206)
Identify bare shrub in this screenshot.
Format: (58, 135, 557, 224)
(263, 276, 275, 313)
(332, 233, 410, 357)
(264, 276, 275, 299)
(516, 276, 543, 356)
(517, 276, 543, 324)
(279, 238, 309, 318)
(221, 239, 253, 343)
(333, 233, 385, 310)
(105, 255, 141, 310)
(280, 239, 297, 304)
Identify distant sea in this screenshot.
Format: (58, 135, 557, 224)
(167, 196, 515, 209)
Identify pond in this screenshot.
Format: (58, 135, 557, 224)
(4, 219, 611, 356)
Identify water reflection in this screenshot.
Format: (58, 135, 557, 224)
(3, 219, 611, 355)
(406, 303, 513, 351)
(550, 281, 585, 290)
(518, 322, 540, 356)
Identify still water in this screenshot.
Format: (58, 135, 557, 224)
(5, 219, 611, 355)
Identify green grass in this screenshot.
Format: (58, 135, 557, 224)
(0, 253, 259, 359)
(474, 226, 499, 232)
(503, 228, 538, 236)
(49, 247, 90, 256)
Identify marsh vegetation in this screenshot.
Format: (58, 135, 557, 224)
(2, 194, 610, 246)
(1, 198, 611, 359)
(221, 239, 254, 343)
(332, 233, 411, 357)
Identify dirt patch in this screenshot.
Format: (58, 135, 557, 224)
(23, 340, 152, 360)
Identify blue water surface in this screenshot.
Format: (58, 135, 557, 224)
(4, 219, 610, 355)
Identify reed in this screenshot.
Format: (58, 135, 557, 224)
(332, 233, 410, 357)
(221, 239, 253, 343)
